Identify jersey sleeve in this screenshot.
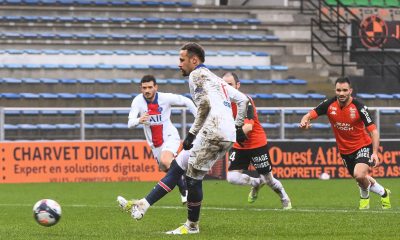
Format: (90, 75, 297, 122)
(188, 71, 211, 135)
(243, 97, 255, 125)
(127, 96, 141, 128)
(310, 97, 335, 119)
(164, 93, 197, 116)
(353, 99, 376, 132)
(226, 84, 248, 126)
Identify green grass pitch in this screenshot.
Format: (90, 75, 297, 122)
(0, 179, 398, 239)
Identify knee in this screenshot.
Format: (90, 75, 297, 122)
(353, 172, 367, 182)
(227, 171, 240, 185)
(186, 176, 202, 189)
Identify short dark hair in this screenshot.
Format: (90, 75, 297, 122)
(335, 76, 351, 87)
(180, 42, 205, 63)
(141, 75, 157, 85)
(222, 72, 240, 84)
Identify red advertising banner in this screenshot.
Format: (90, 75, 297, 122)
(0, 141, 165, 183)
(267, 141, 400, 179)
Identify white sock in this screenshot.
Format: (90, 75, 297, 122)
(140, 198, 151, 211)
(185, 219, 199, 229)
(261, 173, 289, 200)
(370, 182, 385, 196)
(227, 171, 261, 187)
(359, 184, 371, 199)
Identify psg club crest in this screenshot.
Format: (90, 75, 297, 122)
(359, 15, 388, 49)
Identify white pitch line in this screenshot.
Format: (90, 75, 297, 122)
(1, 203, 399, 214)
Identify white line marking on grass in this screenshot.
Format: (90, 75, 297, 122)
(1, 203, 398, 214)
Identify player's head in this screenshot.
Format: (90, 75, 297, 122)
(222, 72, 241, 89)
(179, 42, 205, 77)
(140, 75, 158, 101)
(334, 76, 352, 105)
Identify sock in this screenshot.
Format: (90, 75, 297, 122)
(177, 175, 187, 196)
(261, 174, 289, 200)
(227, 171, 261, 187)
(370, 182, 386, 197)
(359, 183, 371, 199)
(145, 160, 184, 205)
(185, 219, 199, 230)
(186, 176, 203, 222)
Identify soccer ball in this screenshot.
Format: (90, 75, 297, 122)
(319, 172, 331, 180)
(33, 199, 62, 227)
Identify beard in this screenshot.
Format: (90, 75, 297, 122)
(180, 68, 189, 77)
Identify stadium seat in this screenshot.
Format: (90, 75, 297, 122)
(356, 93, 376, 99)
(1, 93, 21, 99)
(375, 93, 394, 99)
(18, 124, 38, 130)
(291, 93, 309, 99)
(308, 93, 326, 99)
(273, 93, 292, 99)
(39, 93, 58, 99)
(37, 124, 57, 130)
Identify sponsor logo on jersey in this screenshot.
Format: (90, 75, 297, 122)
(149, 114, 162, 124)
(349, 107, 356, 119)
(360, 106, 372, 123)
(334, 122, 354, 131)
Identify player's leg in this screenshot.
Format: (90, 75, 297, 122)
(166, 139, 233, 234)
(161, 140, 188, 204)
(251, 145, 291, 209)
(117, 150, 190, 220)
(226, 148, 262, 189)
(367, 175, 391, 209)
(353, 162, 371, 209)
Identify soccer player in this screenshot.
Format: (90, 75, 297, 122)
(222, 72, 292, 209)
(118, 43, 249, 234)
(128, 74, 197, 204)
(299, 76, 391, 210)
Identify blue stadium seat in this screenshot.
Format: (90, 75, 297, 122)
(258, 110, 278, 115)
(4, 124, 18, 130)
(380, 109, 397, 115)
(273, 79, 290, 85)
(308, 93, 326, 99)
(56, 124, 78, 129)
(312, 123, 331, 129)
(58, 93, 77, 99)
(238, 66, 254, 70)
(393, 94, 400, 99)
(115, 64, 131, 70)
(255, 79, 273, 85)
(95, 78, 113, 84)
(261, 123, 280, 129)
(132, 64, 149, 70)
(273, 93, 292, 99)
(39, 93, 58, 99)
(356, 93, 376, 99)
(396, 123, 400, 128)
(60, 78, 78, 84)
(20, 93, 40, 98)
(78, 78, 96, 84)
(1, 93, 22, 99)
(18, 124, 38, 130)
(93, 123, 112, 129)
(291, 93, 309, 99)
(113, 93, 132, 99)
(59, 110, 78, 115)
(25, 64, 41, 69)
(255, 66, 271, 71)
(3, 78, 22, 83)
(115, 110, 129, 115)
(96, 64, 114, 69)
(256, 93, 274, 99)
(289, 79, 307, 85)
(375, 93, 394, 99)
(238, 79, 255, 84)
(37, 124, 57, 130)
(77, 93, 96, 99)
(112, 123, 127, 129)
(5, 110, 21, 115)
(21, 110, 39, 115)
(40, 78, 58, 84)
(84, 123, 95, 129)
(168, 79, 185, 84)
(96, 110, 114, 115)
(114, 78, 132, 84)
(272, 65, 289, 71)
(247, 19, 261, 24)
(94, 93, 114, 99)
(40, 110, 58, 115)
(60, 64, 78, 69)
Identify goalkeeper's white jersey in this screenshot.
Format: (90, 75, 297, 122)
(188, 64, 248, 142)
(128, 92, 197, 148)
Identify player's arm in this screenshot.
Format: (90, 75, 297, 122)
(226, 84, 248, 127)
(188, 73, 210, 136)
(300, 98, 332, 129)
(127, 97, 148, 128)
(166, 93, 198, 117)
(242, 99, 255, 135)
(355, 100, 380, 167)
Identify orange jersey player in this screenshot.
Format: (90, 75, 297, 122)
(224, 72, 292, 210)
(300, 76, 391, 210)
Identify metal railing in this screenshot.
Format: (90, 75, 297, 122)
(1, 106, 399, 141)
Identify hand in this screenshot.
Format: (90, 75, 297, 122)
(299, 117, 311, 129)
(139, 113, 149, 124)
(183, 132, 196, 150)
(236, 125, 248, 147)
(369, 153, 380, 167)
